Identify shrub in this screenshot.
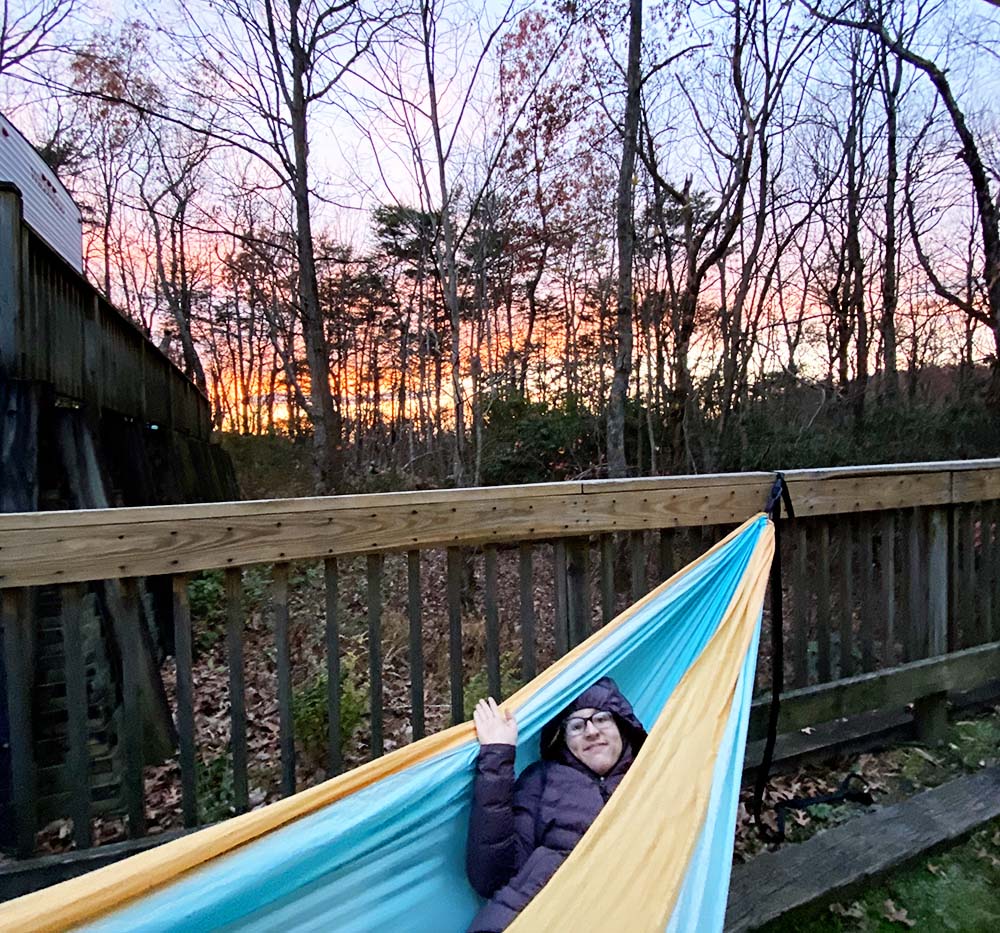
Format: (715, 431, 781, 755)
(292, 653, 368, 766)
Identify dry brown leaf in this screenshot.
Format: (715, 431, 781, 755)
(881, 899, 916, 927)
(829, 901, 866, 920)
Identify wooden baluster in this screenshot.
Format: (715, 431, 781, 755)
(447, 547, 464, 725)
(172, 574, 197, 827)
(860, 516, 876, 673)
(224, 568, 249, 814)
(272, 564, 295, 795)
(962, 505, 977, 646)
(599, 534, 615, 626)
(61, 583, 92, 848)
(879, 512, 896, 667)
(990, 501, 1000, 643)
(2, 588, 35, 856)
(367, 554, 384, 758)
(980, 503, 993, 647)
(908, 509, 926, 660)
(659, 529, 675, 583)
(566, 538, 590, 648)
(519, 544, 536, 682)
(407, 551, 425, 741)
(119, 579, 146, 837)
(325, 558, 342, 775)
(790, 521, 810, 687)
(838, 518, 855, 678)
(629, 531, 645, 603)
(553, 541, 568, 657)
(484, 546, 501, 700)
(932, 507, 953, 656)
(816, 520, 832, 683)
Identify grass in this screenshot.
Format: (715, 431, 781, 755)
(755, 708, 1000, 931)
(760, 818, 1000, 931)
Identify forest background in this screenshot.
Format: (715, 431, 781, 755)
(3, 0, 1000, 497)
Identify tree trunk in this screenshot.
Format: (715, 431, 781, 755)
(607, 0, 642, 479)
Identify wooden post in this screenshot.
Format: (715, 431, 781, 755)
(566, 538, 590, 648)
(224, 569, 249, 813)
(553, 541, 568, 657)
(914, 691, 948, 747)
(599, 534, 615, 626)
(518, 544, 536, 682)
(119, 579, 147, 838)
(484, 547, 501, 699)
(172, 575, 197, 827)
(366, 554, 384, 758)
(325, 558, 343, 774)
(61, 583, 92, 849)
(271, 564, 295, 794)
(0, 184, 24, 378)
(927, 508, 948, 657)
(406, 552, 425, 742)
(2, 588, 36, 856)
(447, 548, 464, 725)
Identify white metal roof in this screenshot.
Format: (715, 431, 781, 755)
(0, 112, 84, 273)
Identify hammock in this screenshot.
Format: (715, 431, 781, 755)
(2, 513, 774, 933)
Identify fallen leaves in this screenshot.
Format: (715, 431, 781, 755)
(881, 898, 916, 927)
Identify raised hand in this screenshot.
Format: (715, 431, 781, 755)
(473, 697, 518, 746)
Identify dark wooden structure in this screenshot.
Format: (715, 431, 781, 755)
(0, 460, 997, 861)
(0, 183, 238, 850)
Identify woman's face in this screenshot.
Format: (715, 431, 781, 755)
(564, 707, 623, 776)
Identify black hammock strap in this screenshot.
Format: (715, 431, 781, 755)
(774, 772, 874, 839)
(752, 476, 874, 842)
(752, 472, 793, 842)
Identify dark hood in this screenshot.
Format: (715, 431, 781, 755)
(539, 676, 647, 762)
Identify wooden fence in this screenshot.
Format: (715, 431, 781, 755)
(0, 185, 210, 439)
(1, 460, 999, 858)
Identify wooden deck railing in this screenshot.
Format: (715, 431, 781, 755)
(1, 460, 999, 857)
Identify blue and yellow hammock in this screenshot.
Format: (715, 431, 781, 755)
(2, 513, 774, 932)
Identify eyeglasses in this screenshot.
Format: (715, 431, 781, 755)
(563, 710, 616, 738)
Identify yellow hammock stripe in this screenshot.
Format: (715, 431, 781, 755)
(509, 520, 774, 931)
(0, 514, 769, 933)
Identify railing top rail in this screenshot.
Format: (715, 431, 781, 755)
(2, 459, 999, 587)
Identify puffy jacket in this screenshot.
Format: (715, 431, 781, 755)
(465, 677, 646, 932)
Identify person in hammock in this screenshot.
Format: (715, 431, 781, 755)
(465, 676, 647, 932)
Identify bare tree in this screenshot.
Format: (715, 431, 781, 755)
(0, 0, 75, 78)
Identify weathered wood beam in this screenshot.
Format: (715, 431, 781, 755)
(747, 641, 1000, 740)
(725, 766, 1000, 932)
(2, 462, 998, 587)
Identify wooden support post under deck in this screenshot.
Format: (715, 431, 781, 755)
(2, 588, 35, 856)
(224, 569, 249, 814)
(271, 564, 295, 794)
(61, 583, 92, 849)
(914, 690, 949, 746)
(172, 574, 197, 827)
